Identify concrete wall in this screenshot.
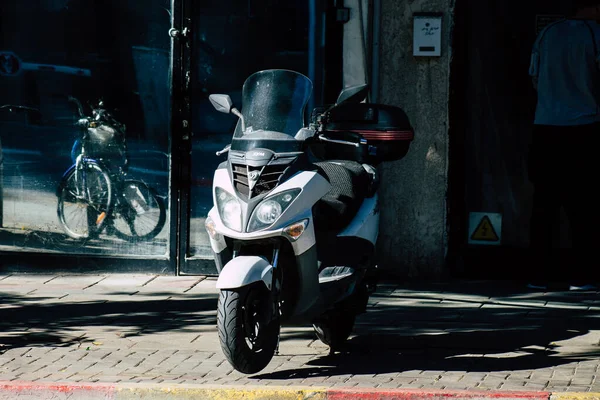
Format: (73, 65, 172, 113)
(342, 0, 369, 88)
(376, 0, 454, 279)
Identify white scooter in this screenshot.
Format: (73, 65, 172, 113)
(205, 69, 413, 374)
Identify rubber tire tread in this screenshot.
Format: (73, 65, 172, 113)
(217, 287, 279, 374)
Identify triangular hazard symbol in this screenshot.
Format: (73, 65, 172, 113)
(470, 215, 499, 241)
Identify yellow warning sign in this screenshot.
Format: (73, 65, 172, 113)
(470, 215, 499, 242)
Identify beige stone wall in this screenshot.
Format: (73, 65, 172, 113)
(376, 0, 454, 279)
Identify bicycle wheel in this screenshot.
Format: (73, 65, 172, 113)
(57, 161, 114, 239)
(110, 180, 166, 242)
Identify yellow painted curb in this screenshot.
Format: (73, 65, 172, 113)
(551, 394, 600, 400)
(116, 385, 328, 400)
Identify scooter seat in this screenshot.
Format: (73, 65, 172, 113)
(313, 160, 371, 231)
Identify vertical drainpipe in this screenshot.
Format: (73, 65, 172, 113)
(308, 0, 326, 113)
(371, 0, 381, 103)
(308, 0, 317, 115)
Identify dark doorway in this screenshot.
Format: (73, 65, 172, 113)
(448, 0, 574, 279)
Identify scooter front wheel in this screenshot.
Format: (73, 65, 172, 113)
(217, 284, 279, 374)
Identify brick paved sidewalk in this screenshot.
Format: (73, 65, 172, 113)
(0, 274, 599, 395)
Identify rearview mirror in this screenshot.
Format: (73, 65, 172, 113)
(209, 94, 246, 132)
(209, 94, 233, 114)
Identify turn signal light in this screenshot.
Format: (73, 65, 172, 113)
(283, 219, 309, 241)
(205, 217, 221, 240)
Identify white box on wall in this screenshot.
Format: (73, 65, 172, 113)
(413, 13, 443, 57)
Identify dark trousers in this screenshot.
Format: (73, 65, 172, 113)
(528, 123, 600, 282)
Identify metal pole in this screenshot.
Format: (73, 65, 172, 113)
(308, 0, 317, 114)
(371, 0, 381, 103)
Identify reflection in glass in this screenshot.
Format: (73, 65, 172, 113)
(0, 1, 171, 256)
(189, 1, 311, 259)
(56, 100, 166, 243)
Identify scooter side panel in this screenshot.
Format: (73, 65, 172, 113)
(265, 171, 330, 227)
(337, 194, 379, 245)
(291, 245, 319, 315)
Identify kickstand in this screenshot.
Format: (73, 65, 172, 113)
(274, 326, 281, 356)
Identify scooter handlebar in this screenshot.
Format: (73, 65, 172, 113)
(318, 134, 364, 148)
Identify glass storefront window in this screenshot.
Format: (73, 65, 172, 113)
(0, 0, 171, 257)
(0, 0, 321, 269)
(187, 0, 313, 260)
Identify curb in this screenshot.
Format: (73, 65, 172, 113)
(0, 382, 599, 400)
(328, 389, 550, 400)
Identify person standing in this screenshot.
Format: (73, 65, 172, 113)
(528, 0, 600, 290)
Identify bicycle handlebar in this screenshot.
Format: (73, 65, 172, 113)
(68, 96, 86, 118)
(0, 104, 41, 114)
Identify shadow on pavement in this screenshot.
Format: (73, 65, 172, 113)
(254, 282, 600, 378)
(0, 294, 218, 350)
(1, 279, 599, 377)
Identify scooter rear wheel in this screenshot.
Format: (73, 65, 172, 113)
(313, 311, 356, 351)
(217, 284, 279, 374)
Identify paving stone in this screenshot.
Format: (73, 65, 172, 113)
(398, 379, 430, 388)
(531, 371, 555, 379)
(2, 275, 600, 393)
(572, 377, 595, 385)
(524, 382, 550, 390)
(437, 375, 465, 383)
(89, 275, 157, 288)
(501, 383, 528, 390)
(566, 385, 597, 392)
(0, 275, 57, 287)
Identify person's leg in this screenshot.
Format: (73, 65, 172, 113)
(564, 123, 600, 290)
(528, 125, 563, 287)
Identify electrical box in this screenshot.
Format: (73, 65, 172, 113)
(413, 13, 442, 57)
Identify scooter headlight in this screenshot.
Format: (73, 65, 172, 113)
(215, 187, 242, 232)
(255, 200, 282, 225)
(248, 189, 301, 232)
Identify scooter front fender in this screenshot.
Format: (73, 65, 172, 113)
(216, 256, 273, 291)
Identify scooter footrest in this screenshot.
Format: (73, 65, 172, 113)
(318, 266, 355, 283)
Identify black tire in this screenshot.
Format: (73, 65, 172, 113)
(110, 180, 166, 242)
(217, 285, 279, 374)
(57, 161, 113, 239)
(313, 311, 356, 350)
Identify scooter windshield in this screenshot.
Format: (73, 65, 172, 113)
(231, 69, 312, 152)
